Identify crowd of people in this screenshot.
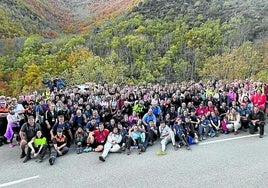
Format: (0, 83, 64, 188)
(0, 79, 267, 164)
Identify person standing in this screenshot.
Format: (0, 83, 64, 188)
(0, 96, 9, 146)
(44, 103, 57, 148)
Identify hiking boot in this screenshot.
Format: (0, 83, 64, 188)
(99, 156, 105, 162)
(20, 151, 26, 158)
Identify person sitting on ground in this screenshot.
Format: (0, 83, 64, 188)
(49, 128, 69, 165)
(173, 119, 190, 150)
(238, 103, 251, 131)
(198, 114, 210, 140)
(210, 111, 221, 136)
(144, 119, 158, 148)
(184, 116, 199, 143)
(125, 125, 144, 155)
(84, 123, 109, 152)
(226, 107, 241, 135)
(117, 122, 128, 151)
(99, 126, 122, 162)
(75, 125, 88, 154)
(19, 115, 41, 162)
(27, 130, 47, 163)
(157, 121, 178, 155)
(248, 105, 265, 138)
(221, 116, 229, 134)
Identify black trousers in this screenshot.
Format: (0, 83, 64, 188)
(249, 122, 265, 135)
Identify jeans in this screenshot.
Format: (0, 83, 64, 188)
(50, 146, 69, 158)
(126, 137, 142, 150)
(198, 124, 209, 137)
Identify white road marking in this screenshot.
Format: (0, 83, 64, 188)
(199, 134, 264, 146)
(0, 176, 39, 187)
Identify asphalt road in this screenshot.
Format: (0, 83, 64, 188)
(1, 128, 268, 188)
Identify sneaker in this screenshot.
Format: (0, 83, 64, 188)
(99, 156, 105, 162)
(173, 145, 179, 151)
(259, 135, 264, 138)
(120, 145, 126, 151)
(76, 147, 82, 154)
(194, 138, 199, 144)
(186, 146, 191, 150)
(23, 157, 30, 163)
(126, 149, 131, 155)
(234, 131, 238, 135)
(49, 157, 55, 165)
(202, 136, 206, 140)
(83, 147, 92, 153)
(9, 143, 14, 148)
(156, 151, 167, 155)
(20, 151, 26, 158)
(211, 133, 216, 137)
(137, 148, 141, 154)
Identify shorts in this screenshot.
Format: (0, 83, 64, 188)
(90, 141, 105, 149)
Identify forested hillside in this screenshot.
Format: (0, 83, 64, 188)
(0, 0, 267, 96)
